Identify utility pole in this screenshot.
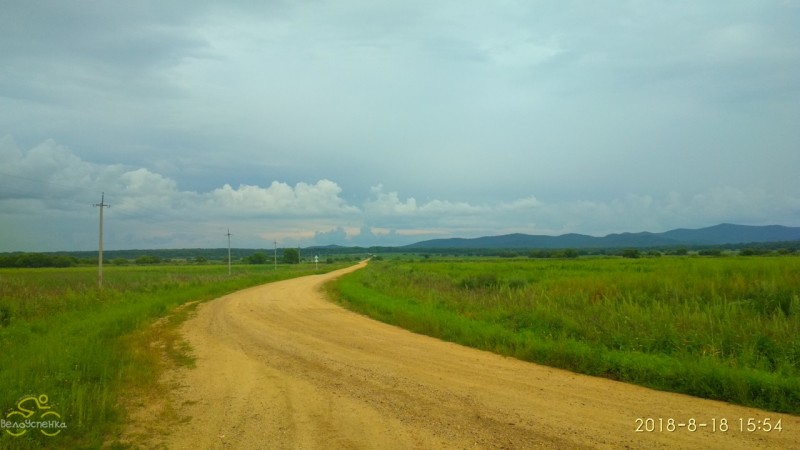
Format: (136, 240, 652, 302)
(273, 240, 277, 270)
(226, 228, 233, 275)
(93, 192, 110, 288)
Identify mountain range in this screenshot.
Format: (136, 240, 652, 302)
(404, 223, 800, 249)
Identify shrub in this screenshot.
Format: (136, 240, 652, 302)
(135, 255, 161, 264)
(621, 248, 640, 259)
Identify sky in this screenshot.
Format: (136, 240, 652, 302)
(1, 1, 799, 251)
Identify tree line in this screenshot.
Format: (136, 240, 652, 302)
(0, 253, 83, 268)
(2, 241, 797, 268)
(0, 248, 307, 268)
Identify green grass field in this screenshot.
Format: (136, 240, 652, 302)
(330, 256, 800, 415)
(0, 262, 348, 449)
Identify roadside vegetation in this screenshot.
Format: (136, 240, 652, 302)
(0, 261, 349, 449)
(330, 255, 800, 415)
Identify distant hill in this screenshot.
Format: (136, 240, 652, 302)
(405, 224, 800, 249)
(659, 223, 800, 245)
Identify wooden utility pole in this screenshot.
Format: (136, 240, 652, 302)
(226, 228, 233, 275)
(93, 192, 110, 288)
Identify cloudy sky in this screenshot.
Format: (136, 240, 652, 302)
(1, 1, 799, 251)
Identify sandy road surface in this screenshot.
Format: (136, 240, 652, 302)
(136, 262, 798, 449)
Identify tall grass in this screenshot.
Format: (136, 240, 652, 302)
(330, 256, 800, 414)
(0, 263, 347, 449)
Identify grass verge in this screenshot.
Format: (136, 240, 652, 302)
(0, 263, 348, 449)
(328, 257, 800, 415)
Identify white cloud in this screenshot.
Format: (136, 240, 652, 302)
(364, 184, 486, 218)
(0, 137, 123, 208)
(498, 196, 543, 211)
(364, 185, 418, 215)
(208, 180, 359, 217)
(114, 168, 186, 217)
(2, 137, 797, 251)
(0, 137, 363, 250)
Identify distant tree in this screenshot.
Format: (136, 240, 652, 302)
(194, 256, 207, 264)
(111, 258, 129, 266)
(562, 249, 579, 258)
(245, 252, 268, 264)
(621, 248, 641, 259)
(528, 250, 552, 259)
(3, 253, 78, 268)
(674, 248, 688, 256)
(17, 253, 50, 267)
(54, 255, 77, 267)
(135, 255, 161, 265)
(283, 248, 299, 264)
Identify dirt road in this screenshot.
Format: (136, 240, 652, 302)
(135, 262, 798, 449)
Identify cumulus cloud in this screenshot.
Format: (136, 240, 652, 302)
(0, 137, 362, 250)
(363, 185, 417, 215)
(1, 132, 798, 251)
(364, 184, 485, 218)
(113, 168, 188, 217)
(0, 137, 124, 208)
(208, 180, 359, 217)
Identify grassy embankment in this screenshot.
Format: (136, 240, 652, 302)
(0, 262, 348, 449)
(330, 256, 800, 414)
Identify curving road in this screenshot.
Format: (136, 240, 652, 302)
(138, 262, 798, 449)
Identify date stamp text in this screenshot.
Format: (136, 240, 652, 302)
(635, 417, 783, 433)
